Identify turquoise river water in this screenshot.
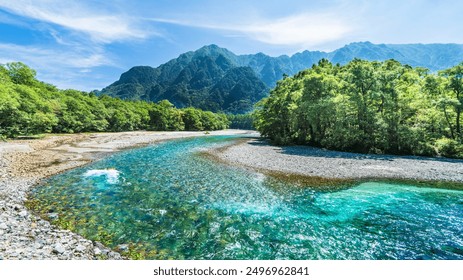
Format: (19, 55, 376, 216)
(29, 135, 463, 259)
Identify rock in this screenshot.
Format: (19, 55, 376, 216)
(93, 247, 102, 255)
(75, 245, 86, 252)
(108, 252, 121, 259)
(53, 243, 66, 255)
(0, 223, 7, 230)
(117, 244, 129, 252)
(47, 213, 58, 220)
(19, 210, 28, 217)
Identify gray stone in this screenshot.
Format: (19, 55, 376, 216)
(93, 247, 102, 255)
(75, 244, 86, 252)
(108, 252, 121, 259)
(0, 223, 7, 230)
(18, 211, 28, 217)
(47, 213, 58, 220)
(53, 243, 66, 254)
(117, 244, 129, 252)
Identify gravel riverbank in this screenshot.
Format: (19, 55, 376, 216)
(0, 130, 249, 260)
(210, 137, 463, 183)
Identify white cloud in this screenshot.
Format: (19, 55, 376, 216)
(0, 0, 156, 43)
(0, 43, 116, 90)
(151, 12, 353, 49)
(0, 43, 111, 68)
(244, 13, 352, 47)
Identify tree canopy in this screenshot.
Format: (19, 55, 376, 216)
(254, 59, 463, 158)
(0, 63, 229, 139)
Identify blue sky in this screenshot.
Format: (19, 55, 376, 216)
(0, 0, 462, 91)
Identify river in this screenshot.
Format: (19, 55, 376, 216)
(28, 135, 463, 259)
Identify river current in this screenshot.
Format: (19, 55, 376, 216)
(29, 135, 463, 259)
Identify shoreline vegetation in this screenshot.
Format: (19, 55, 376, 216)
(254, 59, 463, 159)
(0, 62, 230, 141)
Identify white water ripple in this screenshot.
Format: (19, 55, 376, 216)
(83, 169, 121, 184)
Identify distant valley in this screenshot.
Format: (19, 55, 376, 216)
(99, 42, 463, 113)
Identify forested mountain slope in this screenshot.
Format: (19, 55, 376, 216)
(100, 43, 463, 113)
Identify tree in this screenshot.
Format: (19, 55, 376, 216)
(254, 59, 463, 158)
(0, 62, 229, 138)
(439, 63, 463, 140)
(3, 62, 37, 86)
(182, 108, 204, 131)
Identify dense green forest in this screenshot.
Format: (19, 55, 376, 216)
(0, 62, 229, 139)
(254, 59, 463, 158)
(226, 113, 254, 130)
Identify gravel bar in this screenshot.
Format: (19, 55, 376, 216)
(211, 137, 463, 183)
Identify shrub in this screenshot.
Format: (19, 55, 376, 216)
(435, 138, 463, 158)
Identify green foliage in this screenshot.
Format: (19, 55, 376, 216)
(0, 63, 229, 138)
(227, 113, 254, 129)
(181, 107, 229, 131)
(148, 100, 184, 131)
(2, 62, 37, 85)
(435, 138, 463, 158)
(254, 59, 463, 158)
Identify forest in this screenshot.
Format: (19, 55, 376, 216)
(254, 59, 463, 158)
(0, 62, 229, 139)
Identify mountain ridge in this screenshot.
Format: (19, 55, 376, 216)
(100, 42, 463, 113)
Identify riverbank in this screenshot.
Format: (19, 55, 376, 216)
(0, 130, 251, 260)
(208, 137, 463, 186)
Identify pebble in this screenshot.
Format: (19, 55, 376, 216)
(0, 138, 125, 260)
(47, 213, 59, 220)
(75, 245, 86, 252)
(19, 211, 28, 217)
(53, 244, 66, 255)
(213, 138, 463, 182)
(117, 244, 129, 252)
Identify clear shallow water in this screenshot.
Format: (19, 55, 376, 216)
(29, 136, 463, 259)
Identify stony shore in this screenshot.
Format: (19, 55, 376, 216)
(0, 130, 249, 260)
(210, 137, 463, 184)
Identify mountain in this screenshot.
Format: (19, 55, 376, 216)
(236, 42, 463, 88)
(101, 45, 268, 114)
(100, 42, 463, 113)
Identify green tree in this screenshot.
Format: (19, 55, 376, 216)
(3, 62, 37, 86)
(254, 59, 463, 158)
(182, 107, 204, 131)
(439, 63, 463, 140)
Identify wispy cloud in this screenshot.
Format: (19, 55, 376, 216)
(0, 43, 116, 90)
(0, 43, 112, 68)
(151, 12, 353, 49)
(0, 0, 163, 90)
(0, 0, 157, 43)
